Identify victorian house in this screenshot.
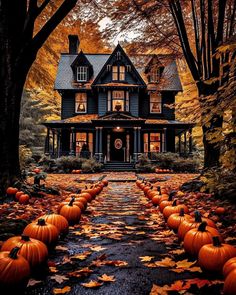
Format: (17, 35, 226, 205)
(44, 35, 193, 168)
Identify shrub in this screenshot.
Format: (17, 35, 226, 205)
(19, 145, 34, 169)
(135, 154, 154, 172)
(171, 158, 199, 173)
(81, 158, 102, 173)
(151, 152, 177, 169)
(55, 156, 83, 173)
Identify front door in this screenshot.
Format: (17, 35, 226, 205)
(110, 132, 126, 162)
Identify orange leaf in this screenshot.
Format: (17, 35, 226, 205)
(53, 286, 71, 294)
(81, 280, 103, 288)
(98, 274, 116, 282)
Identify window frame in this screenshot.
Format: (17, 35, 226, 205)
(75, 92, 87, 114)
(76, 66, 88, 82)
(112, 65, 125, 81)
(150, 92, 162, 114)
(143, 132, 162, 153)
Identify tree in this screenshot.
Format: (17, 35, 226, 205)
(92, 0, 236, 168)
(0, 0, 78, 192)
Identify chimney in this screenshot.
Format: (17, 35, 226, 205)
(68, 35, 79, 54)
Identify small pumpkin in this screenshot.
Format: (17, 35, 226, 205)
(1, 235, 48, 268)
(159, 193, 175, 212)
(183, 222, 222, 256)
(23, 218, 59, 247)
(167, 208, 191, 231)
(223, 269, 236, 295)
(223, 257, 236, 278)
(163, 200, 189, 219)
(19, 194, 30, 204)
(15, 191, 24, 200)
(178, 211, 216, 241)
(215, 207, 226, 215)
(80, 190, 93, 202)
(102, 179, 108, 186)
(198, 236, 236, 273)
(0, 247, 30, 288)
(6, 187, 18, 195)
(39, 213, 69, 235)
(59, 198, 82, 225)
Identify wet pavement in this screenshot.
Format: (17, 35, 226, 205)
(24, 180, 223, 295)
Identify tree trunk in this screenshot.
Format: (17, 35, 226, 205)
(197, 82, 223, 169)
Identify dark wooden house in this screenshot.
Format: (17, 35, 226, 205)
(44, 35, 193, 165)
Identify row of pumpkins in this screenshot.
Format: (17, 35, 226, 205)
(0, 179, 109, 291)
(136, 179, 236, 295)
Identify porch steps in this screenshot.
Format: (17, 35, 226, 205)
(102, 162, 135, 172)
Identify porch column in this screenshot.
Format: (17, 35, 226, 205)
(178, 134, 182, 155)
(163, 128, 167, 152)
(95, 127, 99, 155)
(52, 130, 55, 157)
(107, 133, 110, 162)
(126, 133, 130, 162)
(137, 127, 141, 153)
(133, 127, 138, 162)
(98, 127, 103, 162)
(184, 131, 187, 155)
(189, 129, 193, 154)
(57, 130, 61, 158)
(44, 127, 50, 155)
(70, 128, 75, 156)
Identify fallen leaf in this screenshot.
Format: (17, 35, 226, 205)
(169, 249, 185, 255)
(50, 274, 69, 284)
(176, 259, 197, 269)
(154, 257, 176, 268)
(55, 245, 68, 251)
(49, 266, 58, 273)
(139, 256, 155, 262)
(71, 251, 92, 260)
(53, 286, 71, 294)
(90, 246, 107, 252)
(81, 280, 103, 288)
(150, 284, 169, 295)
(98, 274, 116, 282)
(27, 279, 42, 287)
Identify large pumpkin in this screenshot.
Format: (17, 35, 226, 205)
(198, 236, 236, 272)
(1, 235, 48, 268)
(163, 200, 189, 219)
(183, 222, 222, 256)
(178, 211, 216, 241)
(23, 218, 59, 247)
(59, 197, 86, 212)
(223, 257, 236, 278)
(39, 213, 69, 235)
(223, 269, 236, 295)
(167, 208, 191, 231)
(59, 198, 82, 225)
(6, 187, 18, 195)
(159, 193, 176, 212)
(0, 247, 30, 288)
(80, 190, 93, 202)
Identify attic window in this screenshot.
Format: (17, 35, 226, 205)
(150, 67, 161, 83)
(117, 51, 121, 60)
(112, 65, 125, 81)
(77, 66, 88, 82)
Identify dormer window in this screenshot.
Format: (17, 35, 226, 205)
(150, 68, 160, 83)
(112, 65, 125, 81)
(77, 66, 88, 82)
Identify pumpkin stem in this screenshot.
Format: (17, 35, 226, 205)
(69, 198, 74, 206)
(77, 189, 81, 194)
(21, 235, 30, 241)
(179, 208, 185, 216)
(194, 211, 202, 223)
(9, 247, 20, 259)
(157, 186, 161, 193)
(37, 218, 46, 226)
(198, 222, 207, 232)
(212, 236, 222, 247)
(172, 199, 177, 206)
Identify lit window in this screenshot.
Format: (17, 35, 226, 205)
(150, 92, 162, 113)
(144, 133, 161, 153)
(75, 93, 87, 113)
(144, 134, 149, 153)
(77, 66, 88, 82)
(119, 66, 125, 80)
(112, 65, 125, 81)
(112, 91, 125, 111)
(112, 66, 118, 80)
(75, 132, 93, 157)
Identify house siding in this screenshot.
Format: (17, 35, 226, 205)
(98, 91, 107, 116)
(130, 92, 139, 117)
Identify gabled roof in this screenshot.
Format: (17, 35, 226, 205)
(71, 50, 93, 68)
(92, 44, 146, 87)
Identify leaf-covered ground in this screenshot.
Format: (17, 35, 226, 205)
(1, 172, 236, 294)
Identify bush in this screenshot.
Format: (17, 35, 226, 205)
(19, 145, 34, 169)
(151, 152, 177, 169)
(135, 154, 154, 172)
(171, 158, 199, 173)
(81, 158, 102, 173)
(55, 156, 83, 173)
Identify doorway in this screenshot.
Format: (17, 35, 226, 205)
(110, 132, 126, 162)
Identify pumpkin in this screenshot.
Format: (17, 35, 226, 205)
(60, 197, 86, 212)
(178, 211, 216, 241)
(39, 213, 69, 235)
(15, 191, 24, 200)
(163, 200, 189, 219)
(183, 222, 222, 256)
(159, 193, 175, 212)
(151, 194, 162, 205)
(0, 247, 30, 288)
(6, 187, 18, 195)
(102, 179, 108, 186)
(80, 190, 93, 202)
(33, 168, 41, 174)
(23, 218, 59, 247)
(19, 194, 30, 204)
(59, 198, 81, 225)
(167, 208, 191, 231)
(136, 180, 143, 187)
(223, 269, 236, 295)
(1, 235, 48, 268)
(223, 257, 236, 278)
(198, 236, 236, 272)
(215, 207, 226, 215)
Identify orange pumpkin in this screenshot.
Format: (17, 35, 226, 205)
(163, 200, 189, 219)
(59, 199, 82, 225)
(198, 236, 236, 273)
(19, 194, 30, 204)
(6, 187, 18, 195)
(15, 191, 24, 200)
(0, 247, 30, 288)
(102, 179, 108, 186)
(215, 207, 226, 215)
(23, 218, 59, 247)
(223, 257, 236, 278)
(223, 269, 236, 295)
(39, 213, 69, 235)
(159, 193, 175, 212)
(183, 222, 222, 256)
(1, 235, 48, 268)
(167, 208, 191, 231)
(80, 190, 93, 202)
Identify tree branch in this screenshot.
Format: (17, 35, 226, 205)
(229, 0, 236, 37)
(216, 0, 227, 45)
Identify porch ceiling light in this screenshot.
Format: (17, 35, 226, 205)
(116, 126, 120, 130)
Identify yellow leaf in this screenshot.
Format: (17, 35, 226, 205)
(81, 280, 103, 288)
(154, 257, 176, 268)
(139, 256, 155, 262)
(176, 259, 197, 269)
(90, 246, 107, 252)
(150, 284, 169, 295)
(98, 274, 116, 282)
(53, 286, 71, 294)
